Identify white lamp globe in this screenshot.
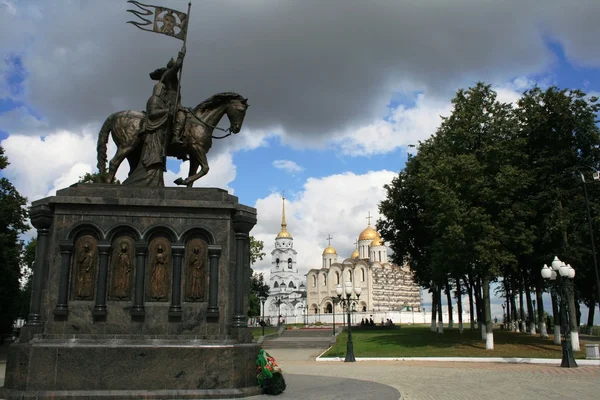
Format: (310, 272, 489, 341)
(567, 264, 575, 279)
(355, 287, 362, 296)
(559, 262, 569, 277)
(541, 264, 552, 279)
(551, 256, 562, 271)
(336, 284, 343, 296)
(550, 270, 557, 280)
(345, 281, 352, 295)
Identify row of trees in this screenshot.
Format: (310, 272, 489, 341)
(0, 146, 34, 343)
(377, 83, 600, 350)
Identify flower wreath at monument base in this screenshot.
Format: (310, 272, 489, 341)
(256, 348, 287, 395)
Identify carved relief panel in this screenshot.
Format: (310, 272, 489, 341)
(146, 237, 172, 302)
(71, 235, 99, 301)
(184, 238, 208, 302)
(109, 236, 135, 301)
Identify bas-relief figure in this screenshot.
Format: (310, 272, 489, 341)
(147, 238, 171, 301)
(185, 239, 207, 301)
(73, 236, 98, 300)
(109, 237, 134, 300)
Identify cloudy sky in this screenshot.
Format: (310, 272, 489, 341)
(1, 0, 600, 323)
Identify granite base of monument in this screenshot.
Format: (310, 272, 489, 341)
(0, 184, 261, 399)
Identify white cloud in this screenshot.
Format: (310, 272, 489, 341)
(333, 92, 453, 156)
(251, 170, 397, 277)
(272, 159, 303, 174)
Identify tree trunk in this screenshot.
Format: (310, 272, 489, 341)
(525, 285, 536, 334)
(510, 279, 519, 332)
(430, 287, 437, 332)
(503, 278, 511, 329)
(465, 277, 475, 330)
(519, 281, 526, 332)
(587, 299, 596, 327)
(535, 281, 548, 337)
(437, 286, 444, 334)
(456, 277, 464, 333)
(567, 281, 580, 351)
(483, 275, 494, 350)
(472, 276, 483, 329)
(550, 287, 561, 345)
(445, 278, 453, 329)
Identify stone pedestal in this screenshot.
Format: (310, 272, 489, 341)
(0, 184, 261, 399)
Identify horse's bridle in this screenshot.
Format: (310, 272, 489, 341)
(184, 107, 233, 139)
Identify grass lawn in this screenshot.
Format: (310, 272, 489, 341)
(251, 326, 279, 339)
(321, 326, 589, 359)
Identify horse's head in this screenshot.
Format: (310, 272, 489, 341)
(226, 97, 249, 134)
(193, 93, 249, 134)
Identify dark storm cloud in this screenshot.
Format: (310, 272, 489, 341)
(2, 0, 599, 146)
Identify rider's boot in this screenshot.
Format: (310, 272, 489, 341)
(172, 112, 185, 145)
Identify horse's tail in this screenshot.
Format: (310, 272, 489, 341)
(96, 113, 114, 174)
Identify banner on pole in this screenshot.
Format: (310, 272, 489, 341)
(126, 0, 189, 41)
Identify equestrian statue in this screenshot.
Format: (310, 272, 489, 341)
(96, 0, 249, 187)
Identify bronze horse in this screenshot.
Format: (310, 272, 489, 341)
(96, 92, 248, 187)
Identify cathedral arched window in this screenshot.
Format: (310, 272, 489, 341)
(312, 275, 317, 287)
(274, 282, 279, 288)
(323, 274, 327, 286)
(289, 280, 295, 288)
(348, 270, 352, 282)
(276, 258, 280, 266)
(325, 303, 332, 314)
(335, 271, 340, 285)
(361, 268, 365, 282)
(288, 258, 292, 269)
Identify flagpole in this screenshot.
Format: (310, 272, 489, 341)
(175, 1, 191, 109)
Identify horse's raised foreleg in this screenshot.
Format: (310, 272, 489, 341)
(186, 157, 199, 188)
(174, 145, 209, 186)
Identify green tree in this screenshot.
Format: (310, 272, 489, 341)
(77, 170, 118, 184)
(248, 235, 268, 317)
(250, 235, 266, 265)
(516, 87, 600, 347)
(379, 83, 521, 347)
(0, 146, 29, 342)
(17, 238, 37, 320)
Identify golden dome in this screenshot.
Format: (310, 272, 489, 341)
(371, 237, 383, 247)
(323, 245, 337, 255)
(358, 225, 380, 241)
(351, 249, 359, 259)
(276, 230, 292, 239)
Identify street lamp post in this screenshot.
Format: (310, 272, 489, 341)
(259, 296, 267, 337)
(274, 296, 283, 326)
(541, 256, 578, 368)
(336, 281, 362, 362)
(332, 298, 336, 337)
(532, 299, 537, 326)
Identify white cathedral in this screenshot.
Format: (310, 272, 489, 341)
(306, 214, 421, 316)
(263, 196, 307, 320)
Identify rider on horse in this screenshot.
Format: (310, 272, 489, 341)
(147, 47, 187, 150)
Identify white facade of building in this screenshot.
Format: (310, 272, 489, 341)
(263, 196, 306, 321)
